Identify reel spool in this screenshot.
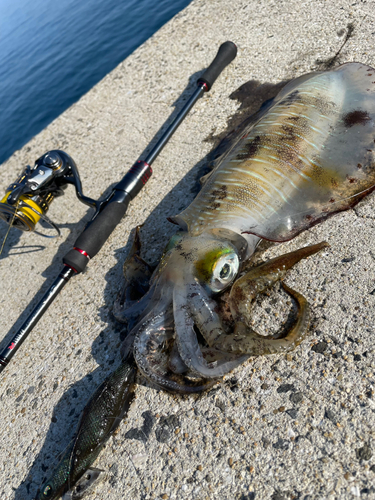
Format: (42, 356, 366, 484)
(0, 150, 98, 237)
(0, 190, 56, 235)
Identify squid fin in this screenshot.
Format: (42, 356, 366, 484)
(199, 171, 214, 185)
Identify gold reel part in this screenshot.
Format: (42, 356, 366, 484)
(0, 192, 43, 232)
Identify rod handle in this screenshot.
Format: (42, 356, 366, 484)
(63, 196, 130, 273)
(63, 160, 152, 273)
(198, 41, 237, 91)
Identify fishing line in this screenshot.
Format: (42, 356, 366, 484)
(0, 199, 19, 257)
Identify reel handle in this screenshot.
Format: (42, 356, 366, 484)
(198, 41, 237, 91)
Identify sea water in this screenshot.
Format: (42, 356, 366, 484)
(0, 0, 191, 165)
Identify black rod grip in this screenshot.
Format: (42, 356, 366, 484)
(197, 41, 237, 91)
(63, 195, 131, 273)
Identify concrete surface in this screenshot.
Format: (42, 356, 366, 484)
(1, 0, 375, 499)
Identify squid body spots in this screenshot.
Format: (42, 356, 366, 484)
(343, 110, 371, 127)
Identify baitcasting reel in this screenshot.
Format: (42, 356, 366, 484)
(0, 150, 99, 237)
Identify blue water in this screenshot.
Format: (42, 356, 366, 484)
(0, 0, 191, 165)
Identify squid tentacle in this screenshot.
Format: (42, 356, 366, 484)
(113, 281, 155, 327)
(215, 282, 310, 355)
(120, 283, 170, 360)
(229, 241, 329, 326)
(173, 285, 249, 378)
(113, 226, 155, 324)
(206, 242, 328, 355)
(133, 308, 216, 393)
(168, 341, 189, 374)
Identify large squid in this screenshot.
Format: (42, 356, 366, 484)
(38, 62, 375, 499)
(113, 61, 375, 391)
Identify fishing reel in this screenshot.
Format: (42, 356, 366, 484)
(0, 150, 99, 237)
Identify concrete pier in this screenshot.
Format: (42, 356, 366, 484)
(0, 0, 374, 498)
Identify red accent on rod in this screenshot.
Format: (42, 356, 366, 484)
(64, 263, 79, 273)
(73, 247, 91, 260)
(132, 160, 152, 185)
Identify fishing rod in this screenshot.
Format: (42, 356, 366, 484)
(0, 41, 237, 373)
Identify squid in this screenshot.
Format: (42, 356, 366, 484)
(114, 61, 375, 391)
(38, 62, 375, 499)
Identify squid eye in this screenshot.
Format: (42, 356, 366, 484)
(211, 252, 239, 292)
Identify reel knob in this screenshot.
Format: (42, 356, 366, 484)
(43, 151, 62, 169)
